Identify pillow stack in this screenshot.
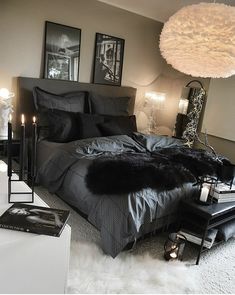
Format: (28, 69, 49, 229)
(33, 87, 137, 143)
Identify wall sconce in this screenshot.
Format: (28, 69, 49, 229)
(164, 233, 187, 261)
(145, 91, 166, 134)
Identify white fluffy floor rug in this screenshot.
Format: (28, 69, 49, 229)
(35, 186, 235, 294)
(67, 241, 198, 294)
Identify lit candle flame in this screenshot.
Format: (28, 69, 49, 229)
(9, 113, 12, 123)
(33, 116, 36, 123)
(169, 251, 177, 259)
(21, 114, 25, 125)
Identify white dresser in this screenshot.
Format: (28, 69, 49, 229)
(0, 161, 71, 294)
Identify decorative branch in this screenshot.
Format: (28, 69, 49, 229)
(195, 132, 223, 164)
(182, 87, 206, 147)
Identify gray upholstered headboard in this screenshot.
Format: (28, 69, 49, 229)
(15, 77, 136, 134)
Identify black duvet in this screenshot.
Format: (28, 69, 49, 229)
(37, 133, 227, 257)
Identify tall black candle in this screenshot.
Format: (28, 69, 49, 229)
(19, 114, 25, 181)
(31, 116, 37, 179)
(7, 114, 12, 177)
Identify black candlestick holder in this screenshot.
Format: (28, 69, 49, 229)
(8, 171, 35, 204)
(8, 138, 35, 204)
(7, 119, 37, 204)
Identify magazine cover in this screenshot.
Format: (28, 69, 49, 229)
(0, 203, 70, 237)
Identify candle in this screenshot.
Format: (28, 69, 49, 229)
(32, 116, 37, 179)
(169, 251, 178, 259)
(7, 114, 12, 177)
(200, 185, 209, 202)
(19, 114, 25, 180)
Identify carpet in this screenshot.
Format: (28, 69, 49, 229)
(67, 242, 198, 294)
(35, 186, 235, 294)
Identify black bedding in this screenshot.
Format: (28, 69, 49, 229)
(37, 133, 229, 257)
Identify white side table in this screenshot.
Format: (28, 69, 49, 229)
(0, 161, 71, 293)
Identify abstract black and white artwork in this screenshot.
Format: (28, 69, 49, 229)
(93, 33, 125, 86)
(44, 21, 81, 81)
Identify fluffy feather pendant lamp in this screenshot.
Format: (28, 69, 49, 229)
(159, 2, 235, 78)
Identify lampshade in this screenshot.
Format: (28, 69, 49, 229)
(159, 3, 235, 78)
(0, 88, 14, 99)
(145, 91, 166, 110)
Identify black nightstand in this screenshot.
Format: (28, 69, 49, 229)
(180, 199, 235, 265)
(0, 136, 21, 161)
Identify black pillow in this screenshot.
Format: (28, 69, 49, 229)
(33, 87, 88, 113)
(98, 115, 137, 136)
(76, 113, 104, 139)
(45, 111, 137, 142)
(98, 121, 123, 136)
(89, 92, 132, 116)
(46, 109, 80, 143)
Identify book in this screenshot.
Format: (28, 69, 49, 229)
(210, 183, 235, 200)
(212, 183, 235, 194)
(211, 191, 235, 199)
(213, 197, 235, 204)
(0, 203, 70, 237)
(179, 228, 218, 249)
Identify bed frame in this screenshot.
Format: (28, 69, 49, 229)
(15, 77, 136, 134)
(15, 77, 184, 254)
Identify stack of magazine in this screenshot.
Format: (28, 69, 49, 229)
(0, 203, 70, 237)
(179, 227, 218, 249)
(210, 183, 235, 203)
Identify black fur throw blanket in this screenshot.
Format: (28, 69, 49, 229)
(85, 147, 231, 195)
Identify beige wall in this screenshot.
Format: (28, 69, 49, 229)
(0, 0, 201, 134)
(197, 134, 235, 163)
(0, 0, 164, 94)
(202, 77, 235, 142)
(199, 76, 235, 163)
(1, 0, 233, 162)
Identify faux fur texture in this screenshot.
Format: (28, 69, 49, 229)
(86, 147, 229, 195)
(67, 241, 199, 294)
(35, 185, 235, 294)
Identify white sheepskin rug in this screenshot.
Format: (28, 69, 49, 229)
(67, 241, 198, 294)
(35, 186, 235, 294)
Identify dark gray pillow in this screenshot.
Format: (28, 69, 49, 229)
(46, 109, 80, 143)
(217, 220, 235, 242)
(98, 115, 137, 136)
(89, 92, 132, 116)
(76, 113, 104, 139)
(98, 121, 123, 136)
(33, 87, 88, 113)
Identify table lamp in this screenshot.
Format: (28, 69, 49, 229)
(145, 91, 166, 134)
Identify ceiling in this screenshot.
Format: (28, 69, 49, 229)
(97, 0, 235, 22)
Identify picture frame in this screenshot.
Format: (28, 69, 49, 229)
(92, 33, 125, 86)
(43, 21, 81, 81)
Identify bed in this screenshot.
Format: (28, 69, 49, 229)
(16, 77, 229, 258)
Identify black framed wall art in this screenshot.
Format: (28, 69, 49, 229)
(43, 21, 81, 81)
(93, 33, 125, 86)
